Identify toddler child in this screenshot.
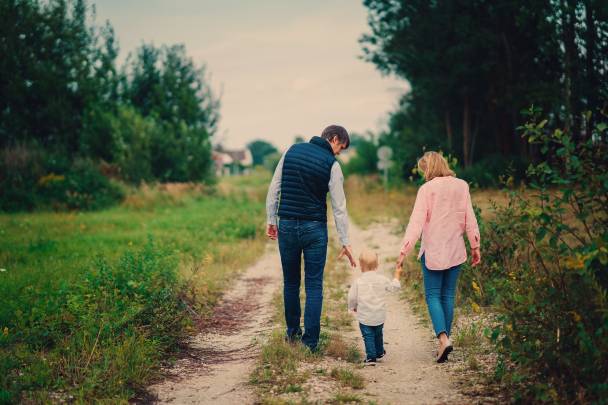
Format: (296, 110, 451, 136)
(348, 249, 403, 365)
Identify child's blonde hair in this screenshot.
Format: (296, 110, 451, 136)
(417, 151, 455, 181)
(359, 249, 378, 272)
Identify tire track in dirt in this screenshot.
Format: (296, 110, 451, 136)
(148, 243, 282, 404)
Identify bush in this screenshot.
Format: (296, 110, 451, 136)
(0, 241, 189, 402)
(474, 111, 608, 403)
(0, 145, 124, 212)
(456, 154, 529, 188)
(41, 159, 125, 210)
(0, 144, 46, 211)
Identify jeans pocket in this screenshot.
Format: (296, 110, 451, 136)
(279, 221, 297, 236)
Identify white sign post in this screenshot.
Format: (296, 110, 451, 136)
(377, 146, 393, 192)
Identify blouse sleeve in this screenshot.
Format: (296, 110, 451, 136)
(400, 185, 428, 256)
(465, 185, 481, 249)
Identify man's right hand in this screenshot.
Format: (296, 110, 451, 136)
(338, 245, 356, 268)
(266, 224, 277, 240)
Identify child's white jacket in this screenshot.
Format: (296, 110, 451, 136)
(347, 271, 401, 326)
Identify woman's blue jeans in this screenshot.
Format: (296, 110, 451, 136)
(421, 254, 462, 337)
(278, 219, 328, 350)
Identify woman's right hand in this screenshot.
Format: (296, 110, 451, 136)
(396, 252, 405, 269)
(471, 247, 481, 266)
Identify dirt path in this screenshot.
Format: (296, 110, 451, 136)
(149, 243, 282, 404)
(344, 220, 466, 404)
(149, 218, 465, 405)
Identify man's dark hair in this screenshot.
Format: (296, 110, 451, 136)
(320, 125, 350, 149)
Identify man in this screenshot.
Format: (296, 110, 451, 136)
(266, 125, 356, 351)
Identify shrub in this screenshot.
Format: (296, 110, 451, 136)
(1, 145, 40, 211)
(456, 154, 529, 188)
(0, 241, 189, 402)
(477, 111, 608, 403)
(37, 158, 125, 210)
(0, 145, 124, 212)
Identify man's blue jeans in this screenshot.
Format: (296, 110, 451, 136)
(421, 254, 462, 337)
(359, 323, 384, 360)
(278, 219, 328, 350)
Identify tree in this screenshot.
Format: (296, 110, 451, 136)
(247, 139, 278, 166)
(360, 0, 608, 173)
(343, 134, 379, 176)
(0, 0, 119, 154)
(122, 43, 220, 182)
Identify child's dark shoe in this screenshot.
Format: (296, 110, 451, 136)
(377, 350, 386, 359)
(363, 358, 377, 366)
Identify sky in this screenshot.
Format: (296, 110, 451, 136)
(94, 0, 408, 151)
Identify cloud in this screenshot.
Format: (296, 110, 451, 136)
(95, 0, 407, 150)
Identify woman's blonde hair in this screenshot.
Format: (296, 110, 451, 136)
(417, 151, 455, 181)
(359, 249, 378, 272)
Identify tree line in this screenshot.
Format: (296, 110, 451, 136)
(0, 0, 219, 210)
(359, 0, 608, 184)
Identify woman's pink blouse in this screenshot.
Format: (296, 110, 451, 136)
(400, 176, 480, 270)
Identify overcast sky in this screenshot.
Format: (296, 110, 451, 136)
(94, 0, 408, 151)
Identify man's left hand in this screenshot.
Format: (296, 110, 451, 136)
(338, 245, 356, 268)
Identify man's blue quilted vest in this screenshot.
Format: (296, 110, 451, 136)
(278, 136, 336, 222)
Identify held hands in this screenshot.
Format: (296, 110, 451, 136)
(338, 245, 357, 268)
(393, 263, 404, 280)
(266, 224, 277, 240)
(395, 252, 405, 269)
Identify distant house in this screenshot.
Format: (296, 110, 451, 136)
(212, 147, 253, 176)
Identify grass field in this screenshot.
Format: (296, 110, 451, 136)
(0, 172, 270, 403)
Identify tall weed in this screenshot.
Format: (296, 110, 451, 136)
(0, 241, 189, 403)
(479, 110, 608, 403)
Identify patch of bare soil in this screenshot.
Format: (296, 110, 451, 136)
(147, 244, 282, 404)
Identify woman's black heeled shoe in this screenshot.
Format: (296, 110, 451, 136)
(436, 342, 453, 363)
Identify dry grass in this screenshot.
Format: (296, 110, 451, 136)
(179, 238, 267, 315)
(122, 182, 208, 209)
(330, 367, 365, 389)
(345, 175, 511, 228)
(324, 334, 362, 363)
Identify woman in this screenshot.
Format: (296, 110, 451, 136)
(396, 151, 481, 363)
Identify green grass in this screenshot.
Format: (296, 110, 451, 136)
(249, 331, 312, 395)
(329, 392, 363, 403)
(330, 367, 364, 389)
(0, 173, 270, 403)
